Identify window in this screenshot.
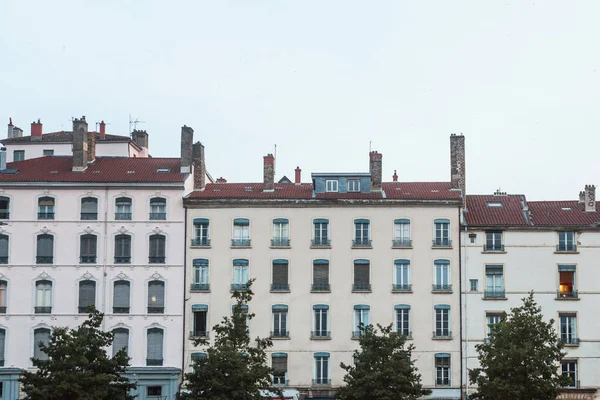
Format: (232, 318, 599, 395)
(36, 234, 54, 264)
(348, 179, 360, 192)
(35, 280, 52, 313)
(191, 352, 208, 371)
(232, 218, 250, 246)
(113, 328, 129, 356)
(557, 231, 576, 252)
(0, 280, 6, 313)
(114, 234, 131, 263)
(353, 219, 371, 246)
(272, 353, 288, 385)
(37, 197, 55, 220)
(393, 260, 411, 291)
(78, 280, 96, 313)
(470, 279, 478, 292)
(486, 313, 502, 338)
(192, 218, 210, 246)
(395, 305, 410, 337)
(434, 305, 451, 338)
(147, 386, 162, 396)
(353, 260, 371, 292)
(113, 281, 131, 313)
(149, 234, 166, 264)
(148, 280, 165, 314)
(115, 197, 132, 220)
(433, 260, 451, 292)
(146, 328, 164, 366)
(272, 305, 288, 338)
(191, 304, 208, 338)
(80, 235, 97, 264)
(272, 218, 290, 247)
(43, 149, 54, 156)
(353, 305, 370, 338)
(393, 219, 411, 247)
(313, 219, 330, 246)
(435, 354, 451, 386)
(485, 231, 503, 251)
(33, 328, 51, 361)
(561, 360, 578, 388)
(433, 219, 451, 247)
(312, 305, 329, 338)
(325, 180, 338, 192)
(0, 235, 8, 264)
(485, 265, 504, 298)
(558, 265, 577, 298)
(80, 197, 98, 220)
(13, 150, 24, 162)
(312, 260, 330, 292)
(0, 328, 5, 366)
(0, 197, 9, 219)
(149, 197, 166, 220)
(232, 259, 249, 291)
(231, 304, 249, 330)
(314, 352, 330, 384)
(191, 259, 209, 291)
(560, 314, 578, 345)
(271, 260, 289, 291)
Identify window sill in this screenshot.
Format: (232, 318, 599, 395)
(191, 245, 212, 249)
(351, 246, 373, 250)
(311, 290, 331, 294)
(310, 336, 331, 341)
(431, 290, 453, 294)
(271, 336, 291, 340)
(352, 290, 372, 294)
(310, 245, 332, 249)
(432, 336, 453, 340)
(392, 289, 413, 294)
(432, 246, 453, 250)
(230, 246, 252, 249)
(555, 297, 580, 301)
(392, 246, 413, 250)
(190, 289, 210, 293)
(564, 343, 580, 348)
(554, 251, 580, 255)
(270, 246, 291, 249)
(270, 289, 291, 294)
(482, 297, 507, 301)
(481, 250, 507, 254)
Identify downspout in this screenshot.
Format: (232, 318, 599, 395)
(102, 186, 109, 330)
(459, 205, 464, 399)
(180, 205, 188, 392)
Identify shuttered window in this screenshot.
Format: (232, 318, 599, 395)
(272, 353, 288, 375)
(313, 264, 329, 286)
(354, 264, 370, 285)
(36, 234, 54, 261)
(114, 235, 131, 263)
(78, 280, 96, 313)
(33, 328, 51, 360)
(0, 235, 8, 263)
(193, 311, 208, 334)
(113, 281, 130, 313)
(0, 328, 5, 365)
(0, 280, 6, 310)
(80, 235, 97, 263)
(148, 281, 165, 313)
(113, 328, 129, 356)
(149, 234, 166, 263)
(146, 328, 164, 365)
(272, 263, 288, 286)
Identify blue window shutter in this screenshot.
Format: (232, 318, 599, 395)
(313, 304, 329, 310)
(353, 304, 370, 310)
(394, 218, 410, 224)
(233, 218, 250, 226)
(273, 218, 289, 224)
(354, 259, 370, 265)
(192, 304, 208, 311)
(394, 304, 411, 310)
(193, 218, 209, 224)
(314, 352, 330, 358)
(486, 265, 503, 274)
(193, 258, 209, 266)
(394, 259, 410, 265)
(558, 265, 576, 272)
(233, 259, 249, 266)
(354, 219, 370, 224)
(313, 259, 329, 265)
(191, 352, 207, 360)
(313, 218, 329, 224)
(272, 304, 288, 311)
(272, 352, 288, 358)
(434, 259, 450, 265)
(434, 304, 451, 310)
(435, 353, 451, 358)
(434, 218, 450, 224)
(272, 259, 288, 265)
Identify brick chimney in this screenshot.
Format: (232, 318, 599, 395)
(72, 116, 89, 171)
(180, 126, 194, 174)
(263, 154, 275, 191)
(7, 118, 13, 139)
(99, 121, 106, 139)
(192, 141, 206, 189)
(294, 166, 301, 185)
(31, 119, 42, 141)
(450, 134, 466, 199)
(87, 126, 96, 163)
(584, 185, 596, 212)
(369, 151, 382, 190)
(216, 177, 227, 183)
(132, 129, 149, 149)
(392, 170, 398, 182)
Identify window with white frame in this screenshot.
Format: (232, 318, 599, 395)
(33, 328, 51, 361)
(469, 279, 478, 292)
(232, 259, 249, 290)
(485, 265, 504, 298)
(485, 231, 503, 251)
(80, 197, 98, 220)
(561, 360, 578, 387)
(325, 180, 338, 192)
(433, 260, 450, 291)
(393, 260, 411, 291)
(192, 218, 210, 246)
(36, 234, 54, 264)
(272, 218, 290, 246)
(113, 280, 131, 314)
(353, 305, 370, 337)
(80, 234, 97, 264)
(149, 197, 166, 220)
(393, 219, 411, 247)
(232, 218, 250, 246)
(13, 150, 24, 162)
(395, 305, 410, 336)
(312, 260, 329, 291)
(435, 354, 451, 386)
(192, 259, 209, 290)
(35, 280, 52, 314)
(272, 353, 288, 385)
(560, 313, 578, 345)
(348, 179, 360, 192)
(434, 305, 450, 338)
(558, 265, 577, 298)
(558, 231, 576, 252)
(112, 328, 129, 356)
(433, 219, 451, 246)
(272, 305, 288, 338)
(313, 305, 329, 338)
(0, 235, 8, 264)
(313, 219, 329, 246)
(353, 260, 371, 291)
(115, 197, 132, 220)
(114, 234, 131, 264)
(354, 219, 371, 246)
(146, 328, 164, 366)
(314, 352, 330, 384)
(148, 234, 166, 264)
(486, 313, 502, 338)
(37, 197, 55, 220)
(272, 260, 289, 291)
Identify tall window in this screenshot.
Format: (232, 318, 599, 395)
(433, 260, 451, 291)
(434, 305, 450, 338)
(353, 260, 371, 292)
(80, 235, 97, 264)
(0, 328, 5, 366)
(485, 265, 504, 298)
(36, 234, 54, 264)
(312, 305, 329, 338)
(393, 219, 411, 247)
(192, 218, 210, 246)
(561, 360, 578, 388)
(13, 150, 25, 162)
(0, 280, 6, 313)
(558, 231, 576, 252)
(149, 198, 166, 220)
(272, 218, 290, 247)
(0, 235, 8, 264)
(149, 234, 166, 264)
(148, 280, 165, 314)
(560, 314, 578, 345)
(312, 219, 330, 246)
(115, 197, 132, 220)
(0, 197, 9, 219)
(232, 218, 250, 246)
(485, 231, 503, 251)
(433, 218, 451, 247)
(314, 352, 330, 384)
(232, 259, 249, 291)
(114, 234, 131, 264)
(37, 197, 55, 220)
(395, 305, 410, 337)
(78, 280, 96, 313)
(80, 197, 98, 220)
(35, 280, 52, 314)
(272, 305, 288, 338)
(353, 305, 370, 338)
(486, 313, 502, 338)
(191, 259, 209, 291)
(312, 260, 330, 292)
(146, 328, 164, 366)
(272, 353, 288, 385)
(393, 260, 411, 291)
(558, 265, 577, 298)
(192, 305, 208, 338)
(113, 328, 129, 356)
(271, 260, 289, 291)
(33, 328, 51, 361)
(353, 219, 371, 247)
(113, 281, 131, 313)
(435, 354, 451, 386)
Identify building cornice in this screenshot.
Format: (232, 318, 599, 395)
(462, 225, 600, 232)
(0, 182, 185, 189)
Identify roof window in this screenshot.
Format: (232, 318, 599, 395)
(486, 202, 503, 207)
(156, 168, 171, 173)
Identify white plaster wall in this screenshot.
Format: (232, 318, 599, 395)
(1, 141, 133, 162)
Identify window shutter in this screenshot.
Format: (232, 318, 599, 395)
(272, 354, 287, 373)
(354, 264, 369, 284)
(273, 264, 288, 285)
(0, 329, 5, 362)
(194, 311, 207, 332)
(80, 235, 97, 257)
(113, 328, 129, 356)
(34, 328, 50, 360)
(78, 280, 96, 309)
(149, 235, 165, 257)
(0, 235, 8, 257)
(81, 198, 98, 213)
(313, 264, 329, 285)
(37, 235, 53, 257)
(115, 235, 131, 257)
(113, 281, 130, 307)
(147, 328, 163, 361)
(148, 281, 165, 307)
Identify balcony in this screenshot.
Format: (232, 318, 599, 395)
(115, 212, 132, 220)
(80, 212, 98, 220)
(0, 306, 6, 314)
(562, 337, 580, 346)
(146, 358, 163, 366)
(190, 283, 210, 292)
(352, 239, 372, 248)
(270, 330, 289, 339)
(271, 283, 290, 292)
(231, 283, 249, 291)
(433, 330, 452, 339)
(436, 379, 451, 387)
(191, 238, 210, 247)
(149, 256, 165, 264)
(271, 238, 291, 247)
(483, 244, 505, 252)
(149, 212, 166, 220)
(557, 290, 578, 299)
(556, 244, 577, 253)
(113, 307, 130, 314)
(312, 378, 331, 386)
(36, 256, 53, 264)
(272, 376, 288, 386)
(432, 284, 453, 293)
(392, 239, 412, 248)
(484, 289, 506, 299)
(35, 306, 52, 314)
(352, 283, 372, 292)
(147, 306, 164, 314)
(189, 331, 209, 339)
(80, 255, 97, 264)
(37, 212, 54, 220)
(392, 284, 412, 293)
(0, 256, 8, 264)
(311, 283, 330, 292)
(311, 238, 330, 247)
(231, 239, 251, 247)
(114, 256, 131, 264)
(311, 331, 330, 340)
(432, 239, 452, 248)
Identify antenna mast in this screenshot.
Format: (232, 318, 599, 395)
(128, 114, 145, 136)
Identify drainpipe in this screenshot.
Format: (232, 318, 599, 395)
(102, 187, 109, 330)
(459, 206, 465, 399)
(180, 205, 188, 393)
(462, 221, 469, 399)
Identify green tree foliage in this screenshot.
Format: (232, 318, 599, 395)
(20, 308, 136, 400)
(179, 279, 283, 400)
(469, 292, 571, 400)
(336, 323, 431, 400)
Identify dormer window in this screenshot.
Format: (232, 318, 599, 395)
(325, 180, 338, 193)
(348, 179, 360, 192)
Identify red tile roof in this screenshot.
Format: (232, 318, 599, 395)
(188, 183, 313, 199)
(1, 131, 131, 144)
(0, 156, 186, 184)
(465, 195, 529, 226)
(528, 201, 600, 226)
(382, 182, 462, 200)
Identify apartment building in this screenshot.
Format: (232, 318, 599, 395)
(0, 118, 207, 400)
(183, 135, 466, 400)
(461, 186, 600, 400)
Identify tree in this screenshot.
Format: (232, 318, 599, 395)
(179, 279, 283, 400)
(20, 307, 136, 400)
(336, 323, 431, 400)
(469, 292, 571, 400)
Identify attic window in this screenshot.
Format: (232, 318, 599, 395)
(486, 202, 503, 207)
(431, 190, 439, 193)
(561, 207, 572, 211)
(93, 171, 100, 174)
(157, 168, 171, 173)
(244, 187, 252, 192)
(127, 171, 135, 174)
(50, 171, 58, 174)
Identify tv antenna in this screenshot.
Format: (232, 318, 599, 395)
(128, 114, 145, 136)
(95, 121, 110, 131)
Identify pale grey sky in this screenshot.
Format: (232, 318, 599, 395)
(1, 1, 599, 200)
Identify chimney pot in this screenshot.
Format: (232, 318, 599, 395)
(31, 119, 43, 140)
(263, 154, 275, 191)
(132, 129, 149, 150)
(584, 185, 596, 212)
(579, 191, 585, 204)
(369, 151, 382, 190)
(294, 166, 301, 185)
(99, 121, 106, 139)
(180, 126, 194, 174)
(7, 118, 13, 139)
(392, 169, 398, 182)
(216, 177, 227, 183)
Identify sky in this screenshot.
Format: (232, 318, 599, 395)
(1, 1, 599, 200)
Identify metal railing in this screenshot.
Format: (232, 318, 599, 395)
(352, 331, 364, 339)
(392, 239, 412, 248)
(149, 256, 165, 264)
(311, 238, 330, 247)
(147, 306, 164, 314)
(191, 238, 210, 246)
(113, 307, 130, 314)
(146, 358, 163, 366)
(271, 238, 290, 247)
(433, 330, 452, 339)
(557, 290, 578, 299)
(0, 306, 6, 314)
(114, 256, 131, 264)
(0, 256, 8, 264)
(432, 239, 452, 247)
(80, 255, 96, 264)
(80, 212, 98, 220)
(190, 283, 210, 291)
(483, 244, 504, 252)
(436, 378, 451, 386)
(35, 306, 52, 314)
(272, 376, 288, 385)
(231, 283, 248, 291)
(149, 212, 166, 220)
(270, 330, 289, 338)
(352, 239, 372, 247)
(271, 283, 290, 292)
(562, 337, 580, 345)
(432, 284, 452, 292)
(189, 331, 209, 339)
(311, 283, 330, 292)
(0, 212, 9, 219)
(115, 212, 132, 220)
(556, 244, 577, 252)
(312, 378, 331, 385)
(398, 330, 412, 339)
(311, 331, 330, 339)
(37, 212, 54, 220)
(78, 306, 94, 314)
(36, 256, 53, 264)
(231, 239, 251, 247)
(352, 283, 372, 292)
(484, 289, 505, 298)
(392, 284, 412, 292)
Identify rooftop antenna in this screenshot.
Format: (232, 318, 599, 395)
(95, 121, 110, 131)
(369, 140, 372, 152)
(128, 114, 145, 136)
(274, 144, 277, 175)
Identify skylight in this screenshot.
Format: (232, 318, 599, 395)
(561, 207, 572, 211)
(157, 168, 170, 173)
(486, 202, 503, 207)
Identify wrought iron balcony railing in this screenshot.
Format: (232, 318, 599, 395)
(392, 238, 412, 248)
(149, 212, 166, 220)
(146, 358, 163, 366)
(432, 284, 452, 293)
(352, 283, 372, 292)
(311, 331, 330, 339)
(80, 255, 96, 264)
(231, 239, 251, 247)
(352, 239, 372, 247)
(557, 290, 578, 299)
(392, 283, 412, 292)
(147, 306, 164, 314)
(271, 283, 290, 292)
(113, 307, 130, 314)
(38, 212, 55, 220)
(35, 306, 52, 314)
(312, 378, 331, 385)
(483, 244, 504, 252)
(36, 256, 53, 264)
(271, 238, 290, 247)
(432, 239, 452, 248)
(149, 256, 165, 264)
(311, 238, 330, 247)
(189, 331, 209, 339)
(433, 330, 452, 339)
(80, 212, 98, 220)
(270, 330, 289, 338)
(311, 283, 330, 292)
(114, 256, 131, 264)
(556, 244, 577, 252)
(190, 283, 210, 291)
(484, 289, 505, 298)
(191, 238, 210, 246)
(231, 283, 249, 291)
(115, 212, 132, 220)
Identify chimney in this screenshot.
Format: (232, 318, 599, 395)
(216, 177, 227, 183)
(192, 141, 206, 189)
(7, 118, 13, 139)
(31, 119, 43, 141)
(392, 170, 398, 182)
(132, 129, 149, 149)
(263, 154, 275, 191)
(0, 147, 6, 170)
(180, 125, 194, 173)
(99, 121, 106, 139)
(369, 151, 382, 190)
(294, 166, 301, 185)
(584, 185, 596, 212)
(450, 134, 466, 199)
(12, 126, 23, 138)
(72, 116, 89, 171)
(579, 191, 585, 204)
(87, 126, 96, 163)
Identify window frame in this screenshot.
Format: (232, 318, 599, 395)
(80, 197, 98, 220)
(79, 234, 98, 264)
(146, 327, 164, 366)
(33, 327, 51, 361)
(0, 280, 7, 313)
(114, 234, 132, 264)
(434, 305, 451, 338)
(485, 231, 503, 251)
(112, 327, 129, 356)
(148, 234, 166, 264)
(435, 354, 451, 386)
(395, 305, 410, 337)
(77, 279, 96, 314)
(561, 360, 578, 388)
(313, 305, 329, 338)
(37, 196, 55, 220)
(147, 280, 165, 314)
(192, 219, 210, 246)
(314, 352, 330, 383)
(347, 179, 360, 192)
(0, 196, 10, 220)
(13, 150, 24, 162)
(34, 280, 53, 313)
(272, 305, 288, 338)
(232, 218, 251, 246)
(113, 280, 131, 314)
(115, 197, 132, 220)
(325, 180, 338, 193)
(149, 197, 167, 220)
(0, 234, 8, 264)
(433, 219, 451, 246)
